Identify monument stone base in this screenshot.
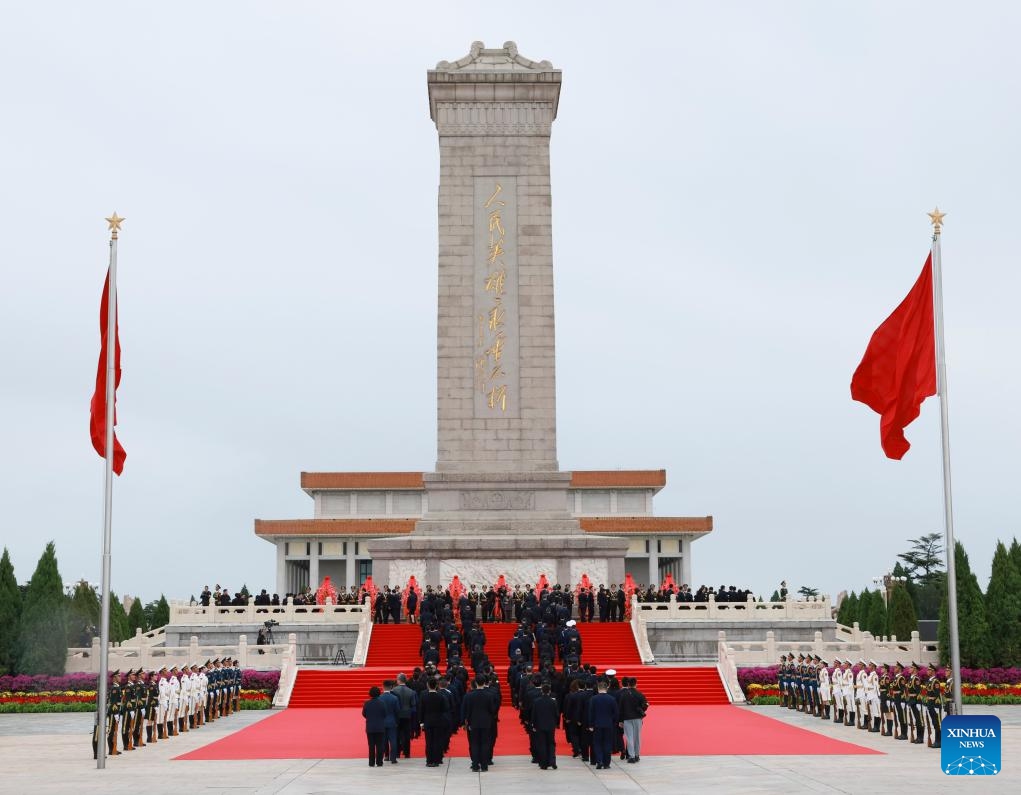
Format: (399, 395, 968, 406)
(369, 533, 627, 590)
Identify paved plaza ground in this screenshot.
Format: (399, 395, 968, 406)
(1, 705, 1018, 795)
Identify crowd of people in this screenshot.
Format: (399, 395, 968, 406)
(362, 584, 649, 771)
(778, 655, 952, 748)
(93, 658, 243, 759)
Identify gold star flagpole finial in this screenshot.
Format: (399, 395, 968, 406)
(106, 212, 125, 240)
(927, 207, 946, 237)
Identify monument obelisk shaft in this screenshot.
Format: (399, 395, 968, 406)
(368, 43, 626, 587)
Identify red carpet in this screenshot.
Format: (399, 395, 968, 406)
(175, 705, 882, 760)
(291, 623, 729, 707)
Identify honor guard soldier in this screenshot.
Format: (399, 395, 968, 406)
(133, 670, 149, 747)
(831, 660, 843, 723)
(232, 659, 242, 712)
(906, 662, 924, 743)
(168, 666, 181, 736)
(156, 667, 170, 740)
(890, 662, 907, 740)
(777, 654, 789, 708)
(121, 669, 139, 751)
(865, 661, 880, 732)
(93, 669, 122, 759)
(878, 664, 893, 736)
(817, 657, 831, 720)
(924, 668, 942, 748)
(841, 660, 856, 726)
(852, 660, 866, 729)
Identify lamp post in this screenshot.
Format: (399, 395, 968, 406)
(873, 572, 907, 606)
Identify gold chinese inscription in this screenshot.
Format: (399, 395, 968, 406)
(477, 182, 511, 411)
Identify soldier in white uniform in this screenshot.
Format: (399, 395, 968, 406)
(854, 659, 869, 729)
(167, 666, 181, 737)
(156, 667, 170, 739)
(842, 660, 856, 726)
(187, 665, 200, 728)
(818, 658, 832, 720)
(177, 665, 191, 733)
(831, 659, 844, 723)
(865, 660, 881, 732)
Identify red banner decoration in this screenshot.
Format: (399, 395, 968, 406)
(536, 573, 550, 597)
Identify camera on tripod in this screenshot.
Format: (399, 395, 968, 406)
(264, 619, 279, 628)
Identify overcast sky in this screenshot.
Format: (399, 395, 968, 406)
(2, 2, 1019, 605)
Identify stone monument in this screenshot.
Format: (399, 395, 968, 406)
(368, 42, 629, 587)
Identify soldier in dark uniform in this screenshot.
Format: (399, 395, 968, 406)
(596, 587, 609, 622)
(121, 669, 139, 751)
(906, 663, 924, 743)
(891, 662, 908, 740)
(878, 664, 893, 736)
(93, 669, 122, 759)
(924, 669, 942, 748)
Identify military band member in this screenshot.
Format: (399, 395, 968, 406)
(817, 657, 831, 720)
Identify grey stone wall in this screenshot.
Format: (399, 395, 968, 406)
(647, 620, 838, 661)
(165, 624, 360, 663)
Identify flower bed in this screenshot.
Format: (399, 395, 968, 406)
(738, 666, 1021, 705)
(0, 670, 280, 713)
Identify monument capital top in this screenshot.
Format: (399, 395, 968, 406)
(433, 41, 558, 75)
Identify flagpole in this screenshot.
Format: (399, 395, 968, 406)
(96, 213, 121, 769)
(928, 207, 962, 715)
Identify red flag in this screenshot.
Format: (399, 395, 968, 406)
(851, 254, 937, 460)
(89, 269, 126, 474)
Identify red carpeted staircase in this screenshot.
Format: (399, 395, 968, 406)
(287, 620, 729, 707)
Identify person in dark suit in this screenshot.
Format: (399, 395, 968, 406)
(379, 680, 400, 763)
(596, 586, 609, 622)
(362, 686, 386, 767)
(588, 680, 619, 769)
(531, 682, 560, 769)
(388, 588, 402, 624)
(614, 586, 626, 621)
(461, 678, 497, 772)
(418, 678, 447, 767)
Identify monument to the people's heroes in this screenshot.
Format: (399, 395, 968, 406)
(368, 42, 629, 586)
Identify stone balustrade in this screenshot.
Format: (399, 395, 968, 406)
(65, 632, 297, 674)
(633, 593, 832, 621)
(718, 624, 939, 669)
(169, 599, 368, 626)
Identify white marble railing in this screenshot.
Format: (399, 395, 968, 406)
(634, 594, 832, 621)
(719, 625, 939, 668)
(716, 634, 745, 704)
(628, 597, 655, 664)
(169, 599, 368, 626)
(273, 639, 299, 708)
(66, 633, 297, 674)
(351, 604, 374, 666)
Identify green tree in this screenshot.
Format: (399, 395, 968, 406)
(837, 591, 859, 626)
(66, 579, 101, 647)
(0, 549, 22, 675)
(108, 592, 130, 643)
(888, 583, 917, 640)
(898, 532, 945, 585)
(986, 540, 1021, 667)
(127, 597, 147, 636)
(18, 542, 67, 675)
(798, 586, 819, 599)
(857, 589, 874, 628)
(769, 590, 780, 602)
(153, 594, 170, 628)
(1010, 538, 1021, 573)
(866, 592, 889, 638)
(938, 541, 991, 668)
